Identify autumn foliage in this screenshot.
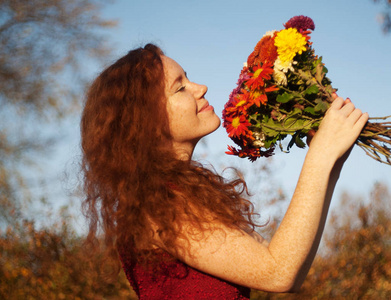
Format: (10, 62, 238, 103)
(0, 218, 136, 300)
(1, 183, 390, 299)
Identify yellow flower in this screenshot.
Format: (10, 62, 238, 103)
(274, 28, 307, 62)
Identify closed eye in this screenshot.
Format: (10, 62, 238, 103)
(176, 85, 186, 93)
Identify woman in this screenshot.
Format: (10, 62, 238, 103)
(81, 44, 368, 299)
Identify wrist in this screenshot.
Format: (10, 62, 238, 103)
(305, 145, 338, 172)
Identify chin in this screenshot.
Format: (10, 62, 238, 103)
(207, 118, 222, 136)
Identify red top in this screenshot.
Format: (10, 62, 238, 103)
(119, 249, 250, 300)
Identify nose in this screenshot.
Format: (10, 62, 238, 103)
(194, 83, 208, 99)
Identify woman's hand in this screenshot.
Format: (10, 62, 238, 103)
(307, 95, 368, 163)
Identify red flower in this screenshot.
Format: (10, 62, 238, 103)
(250, 92, 268, 107)
(249, 87, 280, 107)
(234, 90, 253, 109)
(225, 115, 252, 139)
(226, 145, 275, 162)
(245, 62, 274, 91)
(222, 90, 252, 127)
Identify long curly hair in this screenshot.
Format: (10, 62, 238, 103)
(81, 44, 260, 274)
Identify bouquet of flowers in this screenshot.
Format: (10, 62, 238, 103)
(222, 15, 391, 164)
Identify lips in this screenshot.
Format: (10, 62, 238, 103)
(198, 102, 213, 113)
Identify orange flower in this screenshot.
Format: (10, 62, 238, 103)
(247, 35, 278, 67)
(251, 92, 268, 107)
(259, 38, 278, 64)
(245, 62, 274, 91)
(247, 51, 256, 66)
(257, 36, 278, 64)
(235, 90, 253, 109)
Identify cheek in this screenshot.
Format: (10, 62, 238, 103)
(167, 104, 188, 136)
(168, 103, 184, 125)
(169, 100, 195, 122)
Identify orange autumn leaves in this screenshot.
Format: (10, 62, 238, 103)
(0, 220, 136, 300)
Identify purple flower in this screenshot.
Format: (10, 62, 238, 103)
(237, 70, 250, 86)
(284, 15, 315, 32)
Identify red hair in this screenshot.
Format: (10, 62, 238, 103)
(81, 44, 260, 275)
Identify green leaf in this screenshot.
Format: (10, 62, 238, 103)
(314, 101, 329, 113)
(283, 117, 304, 131)
(304, 106, 317, 116)
(295, 134, 306, 148)
(276, 92, 294, 103)
(304, 85, 319, 95)
(261, 118, 280, 137)
(287, 135, 296, 150)
(264, 139, 276, 148)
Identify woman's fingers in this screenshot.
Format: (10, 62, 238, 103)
(340, 102, 356, 117)
(328, 96, 344, 110)
(353, 111, 369, 130)
(330, 95, 352, 107)
(309, 96, 369, 161)
(335, 99, 368, 127)
(329, 97, 360, 119)
(307, 97, 358, 147)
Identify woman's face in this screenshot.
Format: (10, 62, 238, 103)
(162, 56, 221, 155)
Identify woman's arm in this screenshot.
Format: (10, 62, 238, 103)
(266, 97, 366, 291)
(160, 97, 368, 292)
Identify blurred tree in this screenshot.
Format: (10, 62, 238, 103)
(373, 0, 391, 33)
(0, 0, 116, 224)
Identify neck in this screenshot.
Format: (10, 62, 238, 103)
(172, 139, 199, 161)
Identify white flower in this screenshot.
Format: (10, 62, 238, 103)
(252, 140, 265, 147)
(252, 131, 265, 147)
(243, 62, 248, 68)
(273, 68, 288, 86)
(263, 30, 277, 38)
(274, 57, 297, 73)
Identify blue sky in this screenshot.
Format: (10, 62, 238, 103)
(48, 0, 391, 227)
